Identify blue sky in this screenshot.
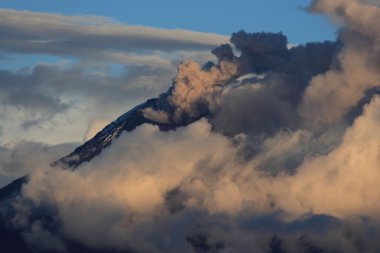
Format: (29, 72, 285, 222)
(0, 0, 337, 44)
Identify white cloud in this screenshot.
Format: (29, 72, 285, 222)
(19, 97, 380, 251)
(300, 0, 380, 127)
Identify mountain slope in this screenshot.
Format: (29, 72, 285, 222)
(0, 95, 204, 205)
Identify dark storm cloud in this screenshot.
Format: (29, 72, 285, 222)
(151, 30, 337, 133)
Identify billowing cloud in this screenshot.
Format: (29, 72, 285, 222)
(168, 59, 238, 121)
(3, 0, 380, 252)
(300, 0, 380, 127)
(18, 99, 380, 252)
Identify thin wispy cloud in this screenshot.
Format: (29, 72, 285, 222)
(0, 9, 228, 60)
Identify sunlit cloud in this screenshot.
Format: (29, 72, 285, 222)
(2, 0, 380, 252)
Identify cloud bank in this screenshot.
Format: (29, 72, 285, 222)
(0, 9, 226, 145)
(3, 0, 380, 252)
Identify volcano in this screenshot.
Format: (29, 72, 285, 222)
(2, 25, 380, 253)
(0, 30, 339, 253)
